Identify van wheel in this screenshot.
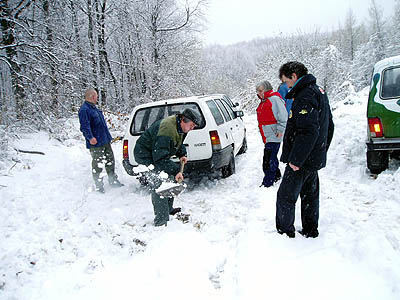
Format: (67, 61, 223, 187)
(391, 150, 400, 160)
(222, 153, 235, 178)
(367, 150, 389, 174)
(238, 136, 247, 155)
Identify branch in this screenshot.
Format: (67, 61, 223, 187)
(157, 7, 190, 33)
(14, 148, 45, 155)
(12, 0, 36, 19)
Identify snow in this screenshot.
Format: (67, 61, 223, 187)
(1, 87, 400, 300)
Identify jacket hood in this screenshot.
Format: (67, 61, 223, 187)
(258, 89, 282, 101)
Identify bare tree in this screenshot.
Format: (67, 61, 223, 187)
(368, 0, 386, 61)
(0, 0, 35, 120)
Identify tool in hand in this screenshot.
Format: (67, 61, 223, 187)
(156, 160, 187, 198)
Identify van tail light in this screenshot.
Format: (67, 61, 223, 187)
(368, 117, 384, 137)
(123, 140, 129, 159)
(209, 130, 222, 151)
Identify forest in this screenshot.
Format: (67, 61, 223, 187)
(0, 0, 399, 144)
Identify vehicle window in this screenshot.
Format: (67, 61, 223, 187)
(381, 67, 400, 99)
(131, 102, 205, 135)
(222, 95, 235, 108)
(206, 100, 224, 125)
(220, 99, 236, 119)
(215, 99, 232, 121)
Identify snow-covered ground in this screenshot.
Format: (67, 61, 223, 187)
(1, 88, 400, 300)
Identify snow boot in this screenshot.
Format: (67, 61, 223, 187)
(169, 207, 182, 215)
(298, 229, 319, 238)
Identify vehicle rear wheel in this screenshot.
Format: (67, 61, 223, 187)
(222, 153, 235, 178)
(367, 150, 389, 174)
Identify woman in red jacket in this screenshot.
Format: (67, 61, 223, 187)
(256, 80, 288, 187)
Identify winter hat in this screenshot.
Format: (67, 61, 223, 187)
(181, 108, 201, 126)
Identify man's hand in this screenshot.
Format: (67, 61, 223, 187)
(289, 163, 299, 171)
(276, 131, 283, 138)
(180, 156, 188, 164)
(89, 137, 98, 145)
(175, 172, 184, 183)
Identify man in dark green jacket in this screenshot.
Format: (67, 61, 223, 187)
(134, 108, 200, 226)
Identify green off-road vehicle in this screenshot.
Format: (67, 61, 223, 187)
(367, 55, 400, 174)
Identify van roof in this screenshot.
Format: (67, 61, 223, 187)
(134, 94, 227, 108)
(374, 55, 400, 71)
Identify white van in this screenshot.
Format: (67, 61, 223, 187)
(122, 94, 247, 178)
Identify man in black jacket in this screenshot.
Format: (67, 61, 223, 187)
(276, 62, 334, 238)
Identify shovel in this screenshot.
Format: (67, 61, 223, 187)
(155, 160, 186, 198)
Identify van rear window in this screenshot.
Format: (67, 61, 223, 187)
(130, 103, 204, 135)
(381, 67, 400, 99)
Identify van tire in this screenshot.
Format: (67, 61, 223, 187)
(367, 150, 389, 174)
(222, 152, 235, 178)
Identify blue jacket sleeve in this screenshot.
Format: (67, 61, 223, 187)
(78, 108, 94, 141)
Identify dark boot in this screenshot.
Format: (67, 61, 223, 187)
(298, 229, 319, 238)
(169, 207, 181, 215)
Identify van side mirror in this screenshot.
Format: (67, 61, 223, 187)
(234, 110, 244, 118)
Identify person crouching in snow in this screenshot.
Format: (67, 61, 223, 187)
(256, 80, 288, 187)
(134, 108, 200, 227)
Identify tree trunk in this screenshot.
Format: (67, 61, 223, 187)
(42, 0, 59, 112)
(87, 0, 98, 91)
(0, 0, 26, 119)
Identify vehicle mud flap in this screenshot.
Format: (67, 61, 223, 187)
(222, 152, 235, 178)
(367, 150, 389, 174)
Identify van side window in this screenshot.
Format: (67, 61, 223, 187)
(220, 99, 236, 119)
(215, 99, 232, 121)
(222, 95, 235, 107)
(381, 67, 400, 99)
(207, 100, 224, 125)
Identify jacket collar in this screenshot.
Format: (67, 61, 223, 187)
(85, 101, 97, 108)
(258, 89, 283, 102)
(176, 116, 184, 134)
(286, 74, 316, 98)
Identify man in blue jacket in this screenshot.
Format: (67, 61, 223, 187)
(276, 62, 334, 238)
(78, 89, 123, 193)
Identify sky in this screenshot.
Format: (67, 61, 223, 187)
(203, 0, 395, 45)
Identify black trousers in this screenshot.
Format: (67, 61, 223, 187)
(276, 165, 320, 234)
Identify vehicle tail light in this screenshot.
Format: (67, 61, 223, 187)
(368, 117, 384, 137)
(123, 140, 129, 159)
(209, 130, 221, 151)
